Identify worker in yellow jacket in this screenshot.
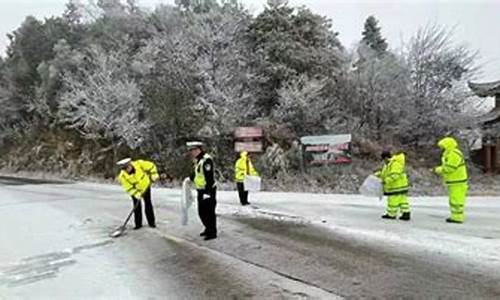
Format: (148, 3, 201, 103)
(235, 151, 258, 206)
(375, 150, 411, 220)
(434, 137, 468, 223)
(117, 158, 159, 229)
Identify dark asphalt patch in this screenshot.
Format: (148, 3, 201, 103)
(225, 216, 500, 299)
(0, 176, 70, 186)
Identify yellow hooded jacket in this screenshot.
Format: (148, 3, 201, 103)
(434, 137, 468, 185)
(235, 151, 258, 182)
(118, 160, 159, 199)
(375, 153, 410, 195)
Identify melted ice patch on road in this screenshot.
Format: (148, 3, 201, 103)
(0, 240, 113, 287)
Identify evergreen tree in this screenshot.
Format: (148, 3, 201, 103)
(361, 16, 388, 54)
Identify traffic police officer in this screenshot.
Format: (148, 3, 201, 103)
(117, 158, 159, 229)
(187, 141, 217, 240)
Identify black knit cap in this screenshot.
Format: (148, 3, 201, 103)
(381, 150, 391, 159)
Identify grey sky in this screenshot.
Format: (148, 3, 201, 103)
(1, 0, 499, 81)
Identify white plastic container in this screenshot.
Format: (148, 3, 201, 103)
(244, 175, 262, 192)
(181, 177, 194, 225)
(359, 175, 383, 198)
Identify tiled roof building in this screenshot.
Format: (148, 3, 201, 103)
(468, 80, 500, 173)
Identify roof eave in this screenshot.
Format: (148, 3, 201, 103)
(468, 80, 500, 97)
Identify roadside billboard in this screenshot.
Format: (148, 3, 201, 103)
(300, 134, 352, 165)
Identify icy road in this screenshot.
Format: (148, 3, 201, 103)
(1, 175, 500, 299)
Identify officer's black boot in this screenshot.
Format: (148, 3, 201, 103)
(204, 234, 217, 240)
(400, 212, 411, 221)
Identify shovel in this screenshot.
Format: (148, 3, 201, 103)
(109, 200, 140, 238)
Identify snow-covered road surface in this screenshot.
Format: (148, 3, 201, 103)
(1, 176, 500, 299)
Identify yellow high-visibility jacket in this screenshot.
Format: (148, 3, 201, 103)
(118, 160, 159, 199)
(235, 151, 258, 182)
(375, 153, 409, 195)
(434, 137, 468, 185)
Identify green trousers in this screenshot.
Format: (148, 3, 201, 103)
(447, 183, 468, 223)
(386, 194, 410, 217)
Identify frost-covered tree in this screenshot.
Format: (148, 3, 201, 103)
(175, 0, 219, 12)
(0, 84, 16, 141)
(131, 2, 254, 175)
(403, 24, 478, 144)
(133, 4, 199, 144)
(84, 0, 152, 53)
(137, 2, 253, 136)
(246, 0, 345, 115)
(273, 75, 335, 135)
(347, 44, 411, 141)
(188, 3, 254, 135)
(63, 0, 83, 26)
(58, 45, 148, 149)
(0, 0, 484, 179)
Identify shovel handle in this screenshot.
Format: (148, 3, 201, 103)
(121, 198, 141, 227)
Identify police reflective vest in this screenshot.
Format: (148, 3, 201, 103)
(194, 153, 214, 190)
(118, 160, 159, 198)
